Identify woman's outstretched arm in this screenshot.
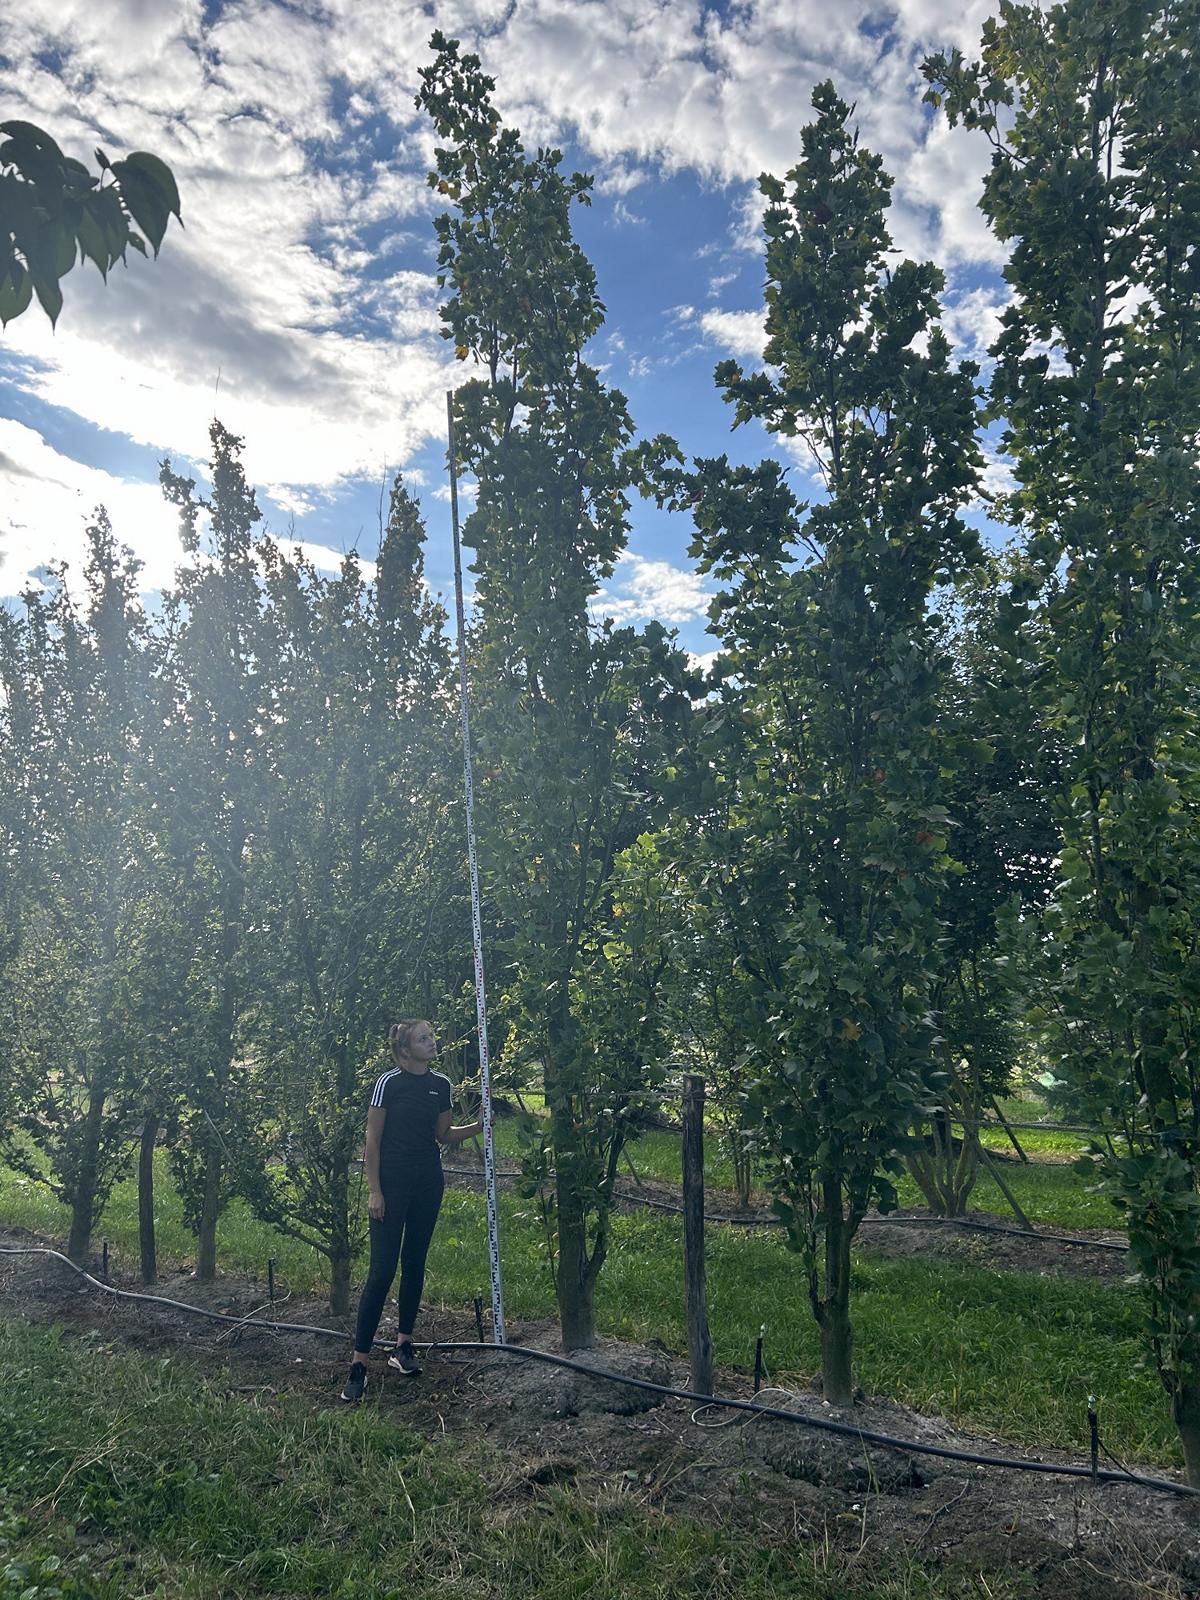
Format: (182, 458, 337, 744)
(436, 1110, 484, 1146)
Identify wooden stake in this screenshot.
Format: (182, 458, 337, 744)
(682, 1074, 714, 1397)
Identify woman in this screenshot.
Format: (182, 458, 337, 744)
(340, 1019, 483, 1401)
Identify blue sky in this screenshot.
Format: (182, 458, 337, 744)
(0, 0, 1012, 661)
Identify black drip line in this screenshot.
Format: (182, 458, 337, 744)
(0, 1243, 1190, 1500)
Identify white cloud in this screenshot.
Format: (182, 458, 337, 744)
(281, 539, 378, 579)
(612, 199, 646, 227)
(0, 0, 452, 525)
(699, 308, 766, 360)
(432, 477, 477, 503)
(942, 285, 1011, 364)
(593, 553, 714, 626)
(0, 418, 185, 595)
(974, 445, 1017, 506)
(596, 160, 650, 196)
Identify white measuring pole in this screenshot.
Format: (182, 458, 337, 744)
(446, 390, 506, 1345)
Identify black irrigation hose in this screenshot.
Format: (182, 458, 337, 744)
(0, 1245, 346, 1339)
(1, 1242, 1192, 1500)
(441, 1165, 1128, 1253)
(420, 1341, 1200, 1499)
(861, 1215, 1127, 1254)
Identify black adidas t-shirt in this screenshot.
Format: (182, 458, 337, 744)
(371, 1066, 452, 1170)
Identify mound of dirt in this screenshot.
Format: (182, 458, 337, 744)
(475, 1339, 674, 1421)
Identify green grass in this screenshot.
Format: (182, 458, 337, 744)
(0, 1152, 1170, 1467)
(0, 1320, 1027, 1600)
(926, 1160, 1117, 1230)
(974, 1125, 1090, 1159)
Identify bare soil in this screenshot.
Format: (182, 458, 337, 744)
(1, 1222, 1195, 1599)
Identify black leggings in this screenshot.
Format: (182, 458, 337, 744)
(353, 1162, 444, 1353)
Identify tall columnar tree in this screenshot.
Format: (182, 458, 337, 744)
(245, 479, 459, 1314)
(417, 34, 695, 1348)
(657, 84, 981, 1401)
(157, 423, 268, 1281)
(0, 518, 159, 1261)
(926, 0, 1200, 1477)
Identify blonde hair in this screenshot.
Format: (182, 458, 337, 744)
(389, 1019, 429, 1063)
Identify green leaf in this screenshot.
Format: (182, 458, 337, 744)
(0, 263, 33, 325)
(109, 159, 174, 253)
(31, 271, 63, 327)
(121, 150, 182, 220)
(76, 207, 113, 278)
(1, 118, 64, 151)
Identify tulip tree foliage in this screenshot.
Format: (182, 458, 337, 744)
(926, 0, 1200, 1479)
(417, 35, 695, 1349)
(657, 84, 981, 1402)
(0, 120, 181, 327)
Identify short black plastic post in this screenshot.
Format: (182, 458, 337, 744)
(101, 1240, 109, 1280)
(753, 1326, 765, 1394)
(1088, 1395, 1099, 1486)
(268, 1258, 276, 1307)
(474, 1295, 485, 1343)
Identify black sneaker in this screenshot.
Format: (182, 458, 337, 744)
(340, 1361, 368, 1402)
(388, 1341, 422, 1376)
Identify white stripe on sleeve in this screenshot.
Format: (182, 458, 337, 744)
(370, 1069, 398, 1108)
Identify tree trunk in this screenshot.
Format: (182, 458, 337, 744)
(66, 1084, 106, 1263)
(556, 1113, 598, 1350)
(554, 1158, 596, 1349)
(556, 1255, 596, 1350)
(329, 1164, 353, 1317)
(821, 1192, 854, 1405)
(820, 1295, 854, 1406)
(138, 1114, 159, 1284)
(66, 1195, 95, 1266)
(330, 1247, 353, 1318)
(733, 1115, 754, 1210)
(908, 1116, 979, 1217)
(195, 1146, 221, 1281)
